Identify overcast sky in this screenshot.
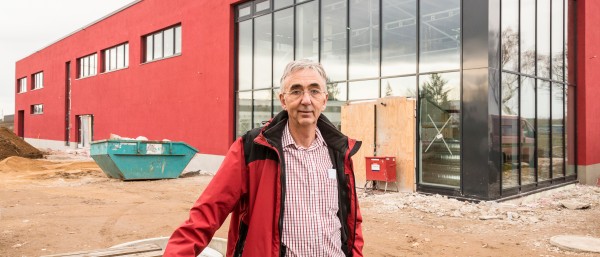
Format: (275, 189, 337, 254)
(0, 0, 135, 116)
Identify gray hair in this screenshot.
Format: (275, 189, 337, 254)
(279, 59, 328, 94)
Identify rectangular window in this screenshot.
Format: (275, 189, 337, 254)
(32, 72, 44, 90)
(31, 104, 43, 114)
(78, 53, 98, 78)
(144, 24, 181, 62)
(103, 42, 129, 72)
(18, 77, 27, 93)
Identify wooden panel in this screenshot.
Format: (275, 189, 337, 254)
(341, 102, 375, 186)
(376, 97, 416, 192)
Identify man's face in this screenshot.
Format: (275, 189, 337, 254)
(279, 68, 328, 129)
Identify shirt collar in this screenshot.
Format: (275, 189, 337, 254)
(282, 122, 327, 150)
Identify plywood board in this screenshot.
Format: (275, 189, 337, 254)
(341, 97, 416, 192)
(341, 102, 375, 186)
(375, 97, 416, 192)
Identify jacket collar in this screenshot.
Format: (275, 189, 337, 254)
(260, 110, 350, 153)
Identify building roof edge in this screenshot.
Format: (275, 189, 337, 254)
(19, 0, 143, 62)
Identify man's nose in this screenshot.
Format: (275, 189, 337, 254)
(300, 91, 312, 105)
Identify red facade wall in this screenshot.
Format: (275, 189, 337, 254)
(15, 0, 244, 155)
(577, 0, 600, 165)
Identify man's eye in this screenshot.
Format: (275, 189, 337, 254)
(290, 90, 302, 95)
(310, 89, 321, 95)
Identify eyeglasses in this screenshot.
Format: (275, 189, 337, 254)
(283, 89, 326, 100)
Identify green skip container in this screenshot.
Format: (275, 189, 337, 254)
(90, 139, 198, 180)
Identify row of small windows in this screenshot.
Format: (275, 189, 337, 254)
(76, 24, 181, 79)
(17, 72, 44, 93)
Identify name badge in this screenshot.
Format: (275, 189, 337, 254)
(327, 169, 337, 180)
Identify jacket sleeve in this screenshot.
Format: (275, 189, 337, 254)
(163, 138, 248, 257)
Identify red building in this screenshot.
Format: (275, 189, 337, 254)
(14, 0, 600, 199)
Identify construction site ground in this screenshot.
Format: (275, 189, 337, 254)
(1, 152, 599, 257)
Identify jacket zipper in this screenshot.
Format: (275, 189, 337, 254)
(255, 136, 286, 257)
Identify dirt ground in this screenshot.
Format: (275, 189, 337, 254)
(0, 128, 43, 161)
(1, 153, 599, 257)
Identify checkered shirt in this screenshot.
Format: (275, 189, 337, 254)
(280, 123, 344, 257)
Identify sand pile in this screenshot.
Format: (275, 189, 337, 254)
(0, 127, 43, 160)
(0, 156, 104, 180)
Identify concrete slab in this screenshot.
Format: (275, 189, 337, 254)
(550, 235, 600, 253)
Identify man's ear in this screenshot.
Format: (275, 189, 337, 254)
(279, 93, 286, 110)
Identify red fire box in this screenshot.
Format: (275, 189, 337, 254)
(365, 156, 397, 182)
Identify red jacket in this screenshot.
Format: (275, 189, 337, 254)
(164, 111, 363, 257)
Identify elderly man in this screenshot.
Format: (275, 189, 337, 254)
(164, 59, 363, 257)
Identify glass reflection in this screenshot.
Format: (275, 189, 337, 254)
(537, 80, 551, 182)
(274, 0, 293, 10)
(321, 0, 348, 81)
(273, 88, 283, 115)
(552, 83, 565, 178)
(349, 0, 380, 79)
(238, 20, 253, 91)
(296, 2, 318, 60)
(419, 72, 461, 188)
(381, 76, 417, 98)
(520, 77, 536, 185)
(501, 0, 519, 72)
(382, 0, 416, 76)
(552, 0, 564, 81)
(254, 14, 273, 89)
(537, 0, 551, 78)
(327, 81, 348, 101)
(237, 91, 252, 137)
(566, 85, 575, 176)
(520, 0, 535, 75)
(274, 9, 294, 87)
(254, 90, 272, 129)
(324, 82, 347, 130)
(348, 80, 378, 100)
(419, 0, 460, 73)
(500, 73, 519, 189)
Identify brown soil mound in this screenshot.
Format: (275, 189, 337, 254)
(0, 156, 104, 180)
(0, 127, 43, 160)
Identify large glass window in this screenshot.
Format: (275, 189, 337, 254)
(274, 9, 294, 88)
(520, 77, 536, 185)
(254, 90, 272, 128)
(254, 14, 272, 89)
(520, 0, 535, 75)
(501, 73, 519, 190)
(78, 53, 97, 78)
(501, 0, 519, 72)
(419, 72, 461, 188)
(537, 80, 551, 182)
(500, 0, 574, 194)
(144, 24, 182, 62)
(103, 43, 129, 72)
(238, 20, 253, 91)
(321, 0, 348, 82)
(382, 0, 417, 76)
(419, 0, 461, 73)
(296, 2, 318, 60)
(552, 83, 565, 178)
(551, 0, 564, 82)
(381, 76, 417, 98)
(236, 91, 252, 137)
(348, 80, 378, 101)
(537, 0, 551, 78)
(349, 0, 379, 79)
